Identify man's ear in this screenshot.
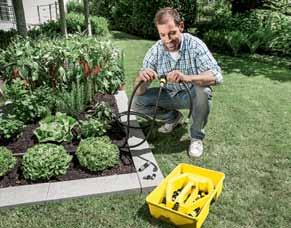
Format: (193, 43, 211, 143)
(179, 21, 184, 32)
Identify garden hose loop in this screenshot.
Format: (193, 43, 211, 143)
(118, 76, 193, 149)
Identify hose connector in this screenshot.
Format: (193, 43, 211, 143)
(159, 75, 167, 88)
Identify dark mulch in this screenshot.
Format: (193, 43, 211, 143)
(0, 93, 135, 188)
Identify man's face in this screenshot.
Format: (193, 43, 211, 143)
(156, 18, 184, 52)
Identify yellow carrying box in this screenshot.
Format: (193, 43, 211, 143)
(146, 163, 225, 228)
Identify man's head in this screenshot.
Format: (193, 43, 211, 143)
(155, 8, 184, 52)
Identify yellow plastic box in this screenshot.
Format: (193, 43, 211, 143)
(146, 163, 225, 228)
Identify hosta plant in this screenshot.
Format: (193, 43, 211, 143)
(80, 118, 106, 138)
(76, 136, 119, 172)
(0, 147, 17, 177)
(22, 144, 72, 181)
(0, 117, 24, 140)
(34, 112, 78, 143)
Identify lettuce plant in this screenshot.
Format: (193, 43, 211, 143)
(0, 147, 17, 177)
(34, 112, 78, 143)
(76, 136, 119, 172)
(22, 144, 72, 181)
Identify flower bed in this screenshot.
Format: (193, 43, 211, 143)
(0, 36, 135, 188)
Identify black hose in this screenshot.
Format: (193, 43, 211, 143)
(181, 82, 193, 119)
(119, 80, 164, 149)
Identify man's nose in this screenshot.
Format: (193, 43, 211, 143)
(164, 34, 172, 43)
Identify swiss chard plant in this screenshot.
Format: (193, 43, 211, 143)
(76, 136, 119, 172)
(0, 147, 17, 177)
(34, 112, 78, 143)
(0, 36, 125, 93)
(22, 143, 72, 181)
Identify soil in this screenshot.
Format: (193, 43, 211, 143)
(0, 93, 135, 188)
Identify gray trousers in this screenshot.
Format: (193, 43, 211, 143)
(132, 85, 212, 140)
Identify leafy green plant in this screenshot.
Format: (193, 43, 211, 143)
(0, 147, 17, 177)
(3, 79, 52, 123)
(34, 112, 78, 143)
(0, 117, 24, 140)
(67, 0, 84, 13)
(76, 136, 119, 172)
(80, 118, 106, 138)
(225, 31, 247, 56)
(88, 101, 114, 125)
(55, 79, 93, 117)
(0, 36, 125, 93)
(22, 143, 72, 181)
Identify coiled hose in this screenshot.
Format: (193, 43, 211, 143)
(118, 77, 193, 149)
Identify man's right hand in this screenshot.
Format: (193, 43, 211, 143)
(138, 69, 157, 82)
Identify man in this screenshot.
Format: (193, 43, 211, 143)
(132, 8, 222, 157)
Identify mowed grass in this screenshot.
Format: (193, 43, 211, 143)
(0, 32, 290, 228)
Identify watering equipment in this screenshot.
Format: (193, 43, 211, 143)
(146, 163, 225, 228)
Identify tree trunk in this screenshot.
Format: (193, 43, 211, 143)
(83, 0, 92, 36)
(58, 0, 67, 38)
(12, 0, 27, 37)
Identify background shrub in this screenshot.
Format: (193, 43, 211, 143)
(76, 136, 119, 172)
(197, 9, 291, 56)
(22, 144, 72, 181)
(0, 29, 17, 50)
(109, 0, 197, 39)
(67, 0, 84, 13)
(0, 147, 16, 177)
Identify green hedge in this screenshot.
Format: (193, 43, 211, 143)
(109, 0, 197, 39)
(198, 10, 291, 56)
(0, 12, 110, 50)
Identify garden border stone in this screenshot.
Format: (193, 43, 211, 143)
(0, 90, 163, 208)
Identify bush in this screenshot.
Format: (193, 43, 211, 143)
(67, 0, 84, 13)
(22, 144, 72, 181)
(34, 112, 78, 143)
(3, 80, 53, 123)
(110, 0, 197, 38)
(198, 9, 291, 56)
(0, 29, 17, 50)
(0, 147, 17, 177)
(88, 101, 113, 125)
(80, 118, 106, 138)
(0, 117, 24, 140)
(76, 136, 119, 172)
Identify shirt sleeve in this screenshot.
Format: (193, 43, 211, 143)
(193, 38, 223, 85)
(140, 43, 158, 72)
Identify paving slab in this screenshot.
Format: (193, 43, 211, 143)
(115, 91, 164, 192)
(0, 183, 50, 208)
(47, 173, 140, 201)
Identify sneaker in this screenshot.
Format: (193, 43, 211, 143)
(188, 138, 203, 157)
(158, 111, 183, 133)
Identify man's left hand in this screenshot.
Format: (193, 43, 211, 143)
(167, 70, 186, 83)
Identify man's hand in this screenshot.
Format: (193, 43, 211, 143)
(138, 69, 157, 82)
(167, 70, 186, 83)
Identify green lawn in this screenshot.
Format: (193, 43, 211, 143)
(0, 32, 290, 228)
